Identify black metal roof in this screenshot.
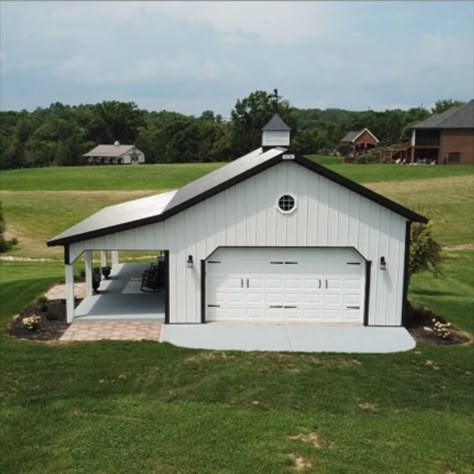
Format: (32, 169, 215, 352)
(262, 113, 291, 131)
(48, 148, 427, 247)
(413, 100, 474, 129)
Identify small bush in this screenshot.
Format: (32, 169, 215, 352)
(37, 296, 48, 305)
(409, 223, 443, 278)
(40, 303, 48, 312)
(22, 315, 41, 331)
(46, 312, 58, 321)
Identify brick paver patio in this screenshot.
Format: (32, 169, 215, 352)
(46, 282, 86, 300)
(60, 321, 162, 342)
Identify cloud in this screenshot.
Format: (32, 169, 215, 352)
(1, 1, 472, 114)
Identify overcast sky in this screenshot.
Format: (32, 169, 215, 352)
(1, 1, 473, 116)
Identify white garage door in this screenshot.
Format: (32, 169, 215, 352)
(206, 248, 365, 323)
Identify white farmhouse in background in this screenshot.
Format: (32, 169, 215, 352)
(83, 141, 145, 165)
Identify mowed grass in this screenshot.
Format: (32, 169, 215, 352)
(1, 173, 473, 258)
(1, 160, 473, 191)
(0, 254, 473, 473)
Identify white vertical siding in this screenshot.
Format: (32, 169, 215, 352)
(262, 130, 290, 147)
(69, 161, 407, 326)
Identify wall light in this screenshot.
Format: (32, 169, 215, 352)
(380, 256, 387, 270)
(186, 255, 194, 269)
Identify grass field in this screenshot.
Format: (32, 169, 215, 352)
(1, 161, 473, 472)
(1, 160, 473, 191)
(1, 162, 473, 258)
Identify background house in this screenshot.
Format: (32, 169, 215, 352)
(409, 100, 474, 164)
(83, 142, 145, 165)
(337, 128, 379, 157)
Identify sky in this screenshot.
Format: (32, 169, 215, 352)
(1, 1, 473, 116)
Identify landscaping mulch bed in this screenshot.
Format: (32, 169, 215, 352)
(8, 299, 79, 341)
(406, 303, 471, 346)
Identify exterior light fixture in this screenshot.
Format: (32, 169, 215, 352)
(187, 255, 194, 269)
(380, 256, 387, 270)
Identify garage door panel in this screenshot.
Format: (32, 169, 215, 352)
(206, 248, 364, 323)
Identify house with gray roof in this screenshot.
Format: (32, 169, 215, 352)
(409, 100, 474, 164)
(83, 141, 145, 165)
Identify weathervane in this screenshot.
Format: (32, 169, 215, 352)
(271, 88, 280, 111)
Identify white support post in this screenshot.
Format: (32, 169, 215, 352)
(111, 250, 120, 267)
(65, 264, 75, 324)
(84, 250, 93, 297)
(100, 250, 108, 268)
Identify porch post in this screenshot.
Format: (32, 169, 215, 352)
(65, 264, 75, 323)
(100, 250, 108, 267)
(84, 250, 93, 297)
(111, 251, 120, 266)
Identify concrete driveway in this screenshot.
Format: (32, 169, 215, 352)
(162, 323, 416, 353)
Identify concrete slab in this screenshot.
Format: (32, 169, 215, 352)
(74, 262, 165, 321)
(162, 323, 416, 354)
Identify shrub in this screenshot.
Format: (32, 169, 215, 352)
(22, 315, 41, 331)
(37, 296, 48, 305)
(409, 222, 443, 278)
(40, 303, 48, 312)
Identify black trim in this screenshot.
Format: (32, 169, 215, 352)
(48, 151, 427, 247)
(64, 245, 70, 265)
(347, 262, 361, 265)
(364, 260, 371, 326)
(401, 222, 412, 327)
(48, 152, 285, 246)
(164, 250, 170, 324)
(201, 260, 206, 323)
(294, 155, 428, 224)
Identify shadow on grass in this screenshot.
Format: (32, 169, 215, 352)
(411, 288, 463, 298)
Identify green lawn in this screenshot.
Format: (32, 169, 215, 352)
(0, 254, 473, 473)
(1, 161, 473, 191)
(2, 171, 473, 259)
(1, 161, 473, 472)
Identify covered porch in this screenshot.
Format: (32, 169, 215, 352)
(75, 262, 165, 321)
(64, 250, 168, 323)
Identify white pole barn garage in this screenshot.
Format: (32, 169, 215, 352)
(48, 114, 427, 328)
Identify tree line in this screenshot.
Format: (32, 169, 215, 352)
(0, 92, 464, 170)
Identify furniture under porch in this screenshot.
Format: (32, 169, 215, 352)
(74, 262, 165, 321)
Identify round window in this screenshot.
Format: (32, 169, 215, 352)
(277, 194, 296, 213)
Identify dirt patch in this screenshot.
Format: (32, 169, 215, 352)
(7, 299, 75, 341)
(443, 243, 474, 251)
(406, 302, 471, 346)
(358, 401, 379, 413)
(184, 351, 237, 363)
(288, 453, 313, 471)
(368, 175, 474, 196)
(308, 356, 362, 368)
(288, 432, 333, 449)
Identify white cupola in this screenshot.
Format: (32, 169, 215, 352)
(261, 113, 291, 148)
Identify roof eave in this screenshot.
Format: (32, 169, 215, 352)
(294, 156, 428, 224)
(47, 149, 288, 246)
